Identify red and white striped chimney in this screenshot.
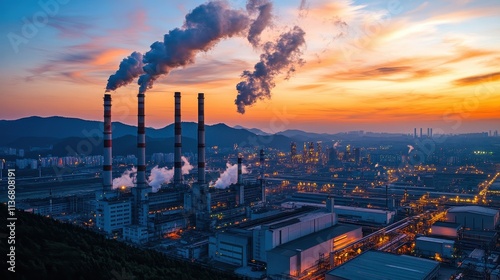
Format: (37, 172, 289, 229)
(198, 93, 205, 185)
(174, 92, 182, 185)
(136, 93, 147, 188)
(103, 94, 112, 192)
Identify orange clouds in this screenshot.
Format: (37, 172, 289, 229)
(454, 71, 500, 86)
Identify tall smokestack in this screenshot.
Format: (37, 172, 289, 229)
(103, 94, 113, 193)
(260, 149, 265, 179)
(260, 149, 266, 203)
(174, 92, 182, 185)
(414, 128, 417, 139)
(430, 128, 433, 138)
(420, 128, 423, 138)
(136, 93, 147, 188)
(237, 157, 243, 185)
(198, 93, 206, 185)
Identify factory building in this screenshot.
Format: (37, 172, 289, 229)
(95, 196, 132, 234)
(209, 198, 362, 279)
(325, 251, 440, 280)
(430, 221, 462, 238)
(446, 206, 499, 230)
(291, 192, 397, 210)
(267, 224, 362, 278)
(208, 206, 340, 267)
(97, 91, 267, 242)
(282, 201, 396, 225)
(415, 236, 455, 259)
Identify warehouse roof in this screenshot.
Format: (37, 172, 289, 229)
(432, 221, 462, 229)
(326, 251, 439, 280)
(448, 206, 498, 216)
(268, 224, 360, 256)
(416, 236, 454, 245)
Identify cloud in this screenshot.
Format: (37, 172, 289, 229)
(454, 71, 500, 86)
(24, 9, 149, 86)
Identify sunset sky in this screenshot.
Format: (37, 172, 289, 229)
(1, 0, 499, 134)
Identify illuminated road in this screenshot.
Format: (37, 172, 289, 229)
(478, 172, 500, 204)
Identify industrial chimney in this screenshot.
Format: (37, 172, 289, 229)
(237, 157, 243, 185)
(237, 156, 244, 205)
(174, 92, 182, 185)
(260, 149, 266, 203)
(198, 93, 206, 185)
(103, 94, 113, 193)
(136, 93, 147, 188)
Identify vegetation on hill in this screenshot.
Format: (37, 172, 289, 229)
(0, 204, 237, 280)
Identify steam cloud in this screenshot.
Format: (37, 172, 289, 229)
(235, 26, 306, 114)
(112, 157, 194, 192)
(112, 167, 137, 189)
(407, 145, 414, 154)
(214, 162, 248, 189)
(106, 1, 304, 113)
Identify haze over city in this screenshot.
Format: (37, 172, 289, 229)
(1, 0, 499, 133)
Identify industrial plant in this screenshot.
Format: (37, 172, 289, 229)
(4, 88, 498, 280)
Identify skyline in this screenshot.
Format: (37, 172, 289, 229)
(1, 0, 500, 134)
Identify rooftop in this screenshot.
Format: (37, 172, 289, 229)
(448, 206, 499, 216)
(432, 221, 462, 229)
(268, 224, 360, 256)
(326, 251, 439, 280)
(416, 236, 455, 245)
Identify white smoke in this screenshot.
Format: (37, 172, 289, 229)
(112, 167, 137, 189)
(407, 145, 414, 154)
(148, 166, 174, 192)
(333, 141, 340, 148)
(112, 157, 194, 192)
(148, 156, 193, 192)
(214, 162, 248, 189)
(181, 156, 194, 175)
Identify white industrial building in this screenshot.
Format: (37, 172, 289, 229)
(415, 236, 455, 259)
(95, 197, 132, 234)
(446, 206, 499, 230)
(267, 224, 362, 278)
(251, 210, 338, 262)
(209, 199, 363, 279)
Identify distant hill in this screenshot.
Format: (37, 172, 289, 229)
(233, 125, 271, 136)
(0, 116, 294, 156)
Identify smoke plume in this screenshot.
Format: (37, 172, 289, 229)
(106, 52, 144, 91)
(235, 26, 306, 114)
(112, 167, 137, 189)
(214, 162, 248, 189)
(106, 1, 305, 113)
(137, 1, 252, 93)
(246, 0, 273, 47)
